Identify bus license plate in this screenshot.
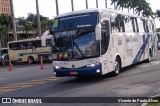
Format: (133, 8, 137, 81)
(70, 71, 78, 75)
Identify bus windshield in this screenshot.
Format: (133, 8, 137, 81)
(53, 29, 100, 60)
(53, 12, 98, 32)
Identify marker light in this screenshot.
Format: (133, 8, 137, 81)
(96, 69, 100, 73)
(87, 63, 100, 67)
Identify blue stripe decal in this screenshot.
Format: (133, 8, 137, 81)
(132, 33, 151, 64)
(18, 50, 51, 56)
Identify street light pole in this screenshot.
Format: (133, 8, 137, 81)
(10, 0, 17, 41)
(96, 0, 98, 8)
(105, 0, 107, 8)
(55, 0, 59, 15)
(85, 0, 88, 9)
(36, 0, 41, 37)
(71, 0, 74, 11)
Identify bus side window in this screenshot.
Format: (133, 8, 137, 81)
(27, 42, 33, 49)
(32, 40, 41, 48)
(151, 20, 155, 32)
(148, 21, 153, 32)
(111, 14, 125, 33)
(137, 18, 145, 33)
(124, 16, 133, 33)
(131, 17, 136, 32)
(142, 19, 149, 33)
(135, 18, 139, 32)
(131, 17, 139, 33)
(46, 39, 51, 47)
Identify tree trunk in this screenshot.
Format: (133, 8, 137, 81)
(36, 0, 41, 37)
(10, 0, 17, 41)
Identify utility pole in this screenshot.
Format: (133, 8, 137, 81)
(36, 0, 41, 37)
(96, 0, 98, 8)
(55, 0, 59, 15)
(105, 0, 107, 8)
(71, 0, 74, 11)
(10, 0, 17, 41)
(85, 0, 88, 9)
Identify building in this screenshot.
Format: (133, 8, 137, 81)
(0, 0, 11, 15)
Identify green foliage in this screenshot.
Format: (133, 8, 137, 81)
(16, 13, 53, 34)
(155, 10, 160, 20)
(110, 0, 154, 17)
(0, 25, 9, 47)
(0, 14, 12, 30)
(0, 25, 8, 36)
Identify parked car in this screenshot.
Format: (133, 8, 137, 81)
(156, 33, 160, 50)
(0, 48, 9, 63)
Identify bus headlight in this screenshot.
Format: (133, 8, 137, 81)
(87, 63, 100, 67)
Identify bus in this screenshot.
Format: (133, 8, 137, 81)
(51, 8, 157, 77)
(8, 35, 52, 63)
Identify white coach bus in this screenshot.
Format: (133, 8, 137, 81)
(51, 8, 157, 77)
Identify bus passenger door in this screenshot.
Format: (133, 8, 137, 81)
(100, 19, 112, 73)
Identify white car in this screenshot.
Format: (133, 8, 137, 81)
(0, 48, 8, 62)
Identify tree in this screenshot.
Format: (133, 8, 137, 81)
(134, 0, 151, 16)
(23, 23, 34, 37)
(0, 15, 12, 30)
(16, 13, 53, 38)
(155, 10, 160, 20)
(0, 25, 9, 47)
(16, 17, 26, 30)
(128, 0, 140, 13)
(110, 0, 154, 18)
(111, 0, 118, 9)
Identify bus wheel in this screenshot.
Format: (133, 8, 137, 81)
(113, 58, 121, 76)
(28, 56, 34, 64)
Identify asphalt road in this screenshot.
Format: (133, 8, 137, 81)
(1, 52, 160, 106)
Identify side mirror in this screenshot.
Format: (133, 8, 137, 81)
(95, 23, 102, 40)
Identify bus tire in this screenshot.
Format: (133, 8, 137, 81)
(113, 58, 121, 76)
(28, 56, 34, 64)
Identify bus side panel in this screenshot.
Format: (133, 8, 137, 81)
(100, 43, 114, 75)
(132, 32, 152, 64)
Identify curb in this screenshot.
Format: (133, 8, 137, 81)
(141, 94, 160, 106)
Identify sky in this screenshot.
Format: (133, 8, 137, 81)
(13, 0, 160, 28)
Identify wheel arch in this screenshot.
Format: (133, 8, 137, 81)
(114, 53, 122, 68)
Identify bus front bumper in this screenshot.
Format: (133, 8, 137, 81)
(54, 64, 102, 77)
